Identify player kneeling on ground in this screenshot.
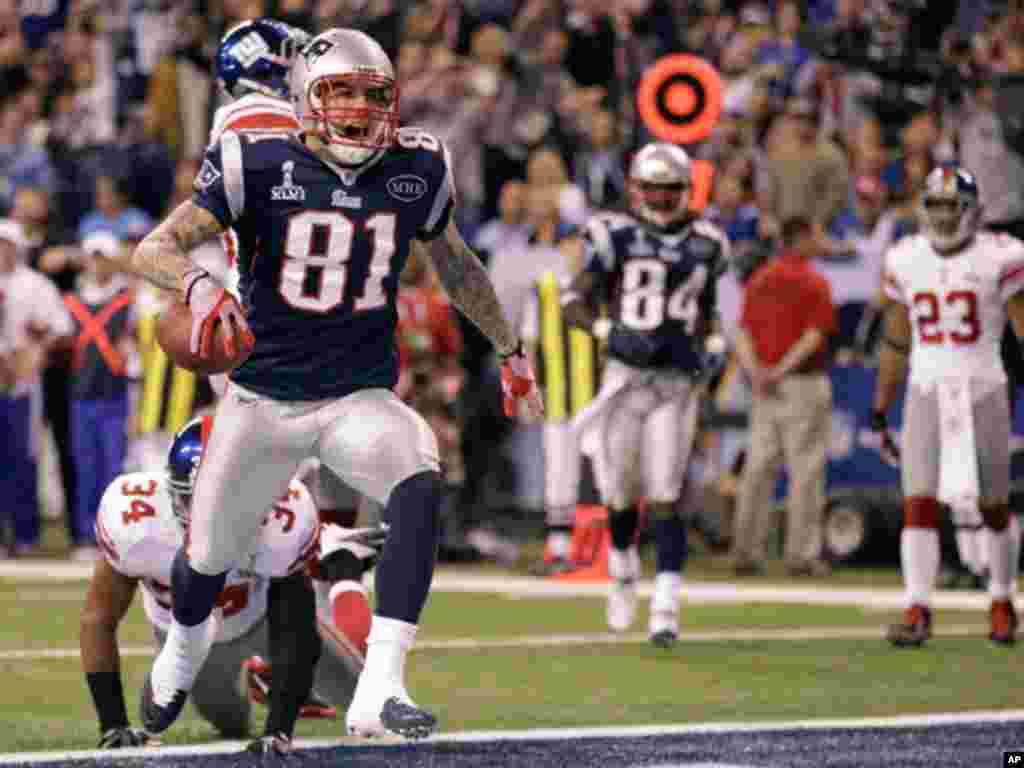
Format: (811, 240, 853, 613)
(81, 417, 386, 750)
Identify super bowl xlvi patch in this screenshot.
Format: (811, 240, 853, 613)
(271, 161, 306, 201)
(387, 174, 427, 203)
(194, 158, 222, 191)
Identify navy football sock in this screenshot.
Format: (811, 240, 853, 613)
(609, 507, 639, 551)
(170, 547, 227, 627)
(654, 513, 689, 574)
(375, 470, 442, 624)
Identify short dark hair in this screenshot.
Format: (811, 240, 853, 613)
(781, 215, 812, 245)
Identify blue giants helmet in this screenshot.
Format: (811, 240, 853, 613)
(920, 165, 981, 252)
(216, 18, 311, 100)
(166, 416, 211, 529)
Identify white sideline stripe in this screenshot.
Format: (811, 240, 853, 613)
(0, 561, 1016, 611)
(3, 711, 1024, 765)
(0, 624, 989, 661)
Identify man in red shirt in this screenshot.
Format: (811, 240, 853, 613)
(732, 216, 837, 576)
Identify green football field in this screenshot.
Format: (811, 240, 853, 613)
(0, 568, 1019, 755)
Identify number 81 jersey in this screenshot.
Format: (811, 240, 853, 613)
(883, 231, 1024, 386)
(192, 126, 455, 401)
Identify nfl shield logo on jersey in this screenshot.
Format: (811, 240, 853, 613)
(272, 161, 306, 201)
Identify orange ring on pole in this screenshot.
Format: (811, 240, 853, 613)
(636, 54, 723, 145)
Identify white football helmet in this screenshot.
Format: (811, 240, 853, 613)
(919, 165, 981, 252)
(628, 142, 693, 230)
(291, 28, 399, 166)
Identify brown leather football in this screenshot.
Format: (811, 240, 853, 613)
(155, 301, 254, 376)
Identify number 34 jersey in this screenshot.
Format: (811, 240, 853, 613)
(94, 471, 320, 642)
(192, 127, 456, 401)
(883, 232, 1024, 387)
(583, 212, 729, 371)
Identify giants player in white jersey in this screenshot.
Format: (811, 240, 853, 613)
(81, 417, 385, 749)
(209, 18, 306, 282)
(565, 143, 728, 647)
(872, 165, 1023, 647)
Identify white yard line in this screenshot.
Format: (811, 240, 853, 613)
(0, 623, 989, 662)
(0, 560, 1015, 611)
(3, 710, 1023, 765)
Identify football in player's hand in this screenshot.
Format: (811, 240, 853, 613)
(156, 301, 254, 376)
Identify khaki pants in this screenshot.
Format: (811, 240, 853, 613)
(732, 374, 831, 567)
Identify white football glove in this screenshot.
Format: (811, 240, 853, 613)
(182, 267, 253, 359)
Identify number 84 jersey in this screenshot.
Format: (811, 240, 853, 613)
(883, 231, 1024, 387)
(192, 126, 455, 402)
(584, 212, 729, 371)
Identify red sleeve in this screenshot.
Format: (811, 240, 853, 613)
(225, 113, 301, 132)
(809, 274, 837, 335)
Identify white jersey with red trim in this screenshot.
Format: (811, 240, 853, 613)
(95, 471, 319, 643)
(883, 231, 1024, 387)
(208, 93, 301, 146)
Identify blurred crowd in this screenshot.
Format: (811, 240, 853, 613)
(1, 0, 1023, 567)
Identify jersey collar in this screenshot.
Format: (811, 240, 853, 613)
(297, 133, 387, 186)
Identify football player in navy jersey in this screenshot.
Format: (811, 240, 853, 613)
(564, 142, 729, 648)
(120, 28, 542, 749)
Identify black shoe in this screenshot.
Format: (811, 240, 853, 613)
(886, 604, 932, 648)
(380, 696, 437, 740)
(140, 673, 188, 734)
(649, 629, 678, 649)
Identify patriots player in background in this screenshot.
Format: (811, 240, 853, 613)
(120, 28, 542, 749)
(872, 166, 1023, 647)
(565, 142, 728, 648)
(81, 418, 385, 749)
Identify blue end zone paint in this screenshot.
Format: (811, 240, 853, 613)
(4, 719, 1023, 768)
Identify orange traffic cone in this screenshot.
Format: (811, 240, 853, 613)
(553, 505, 611, 581)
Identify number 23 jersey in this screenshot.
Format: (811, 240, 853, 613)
(192, 127, 456, 401)
(94, 471, 320, 642)
(883, 231, 1024, 386)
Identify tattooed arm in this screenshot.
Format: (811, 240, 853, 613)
(421, 220, 519, 357)
(124, 202, 226, 297)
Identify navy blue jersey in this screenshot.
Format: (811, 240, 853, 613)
(192, 127, 455, 400)
(584, 212, 729, 371)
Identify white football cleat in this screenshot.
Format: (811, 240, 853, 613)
(346, 677, 437, 740)
(649, 571, 681, 647)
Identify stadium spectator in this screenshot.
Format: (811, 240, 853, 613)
(758, 96, 850, 249)
(573, 107, 627, 212)
(64, 231, 136, 562)
(732, 216, 836, 577)
(819, 174, 909, 352)
(0, 218, 72, 557)
(0, 90, 57, 214)
(77, 173, 153, 242)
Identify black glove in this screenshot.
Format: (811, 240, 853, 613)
(98, 726, 151, 749)
(245, 733, 293, 756)
(870, 409, 900, 466)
